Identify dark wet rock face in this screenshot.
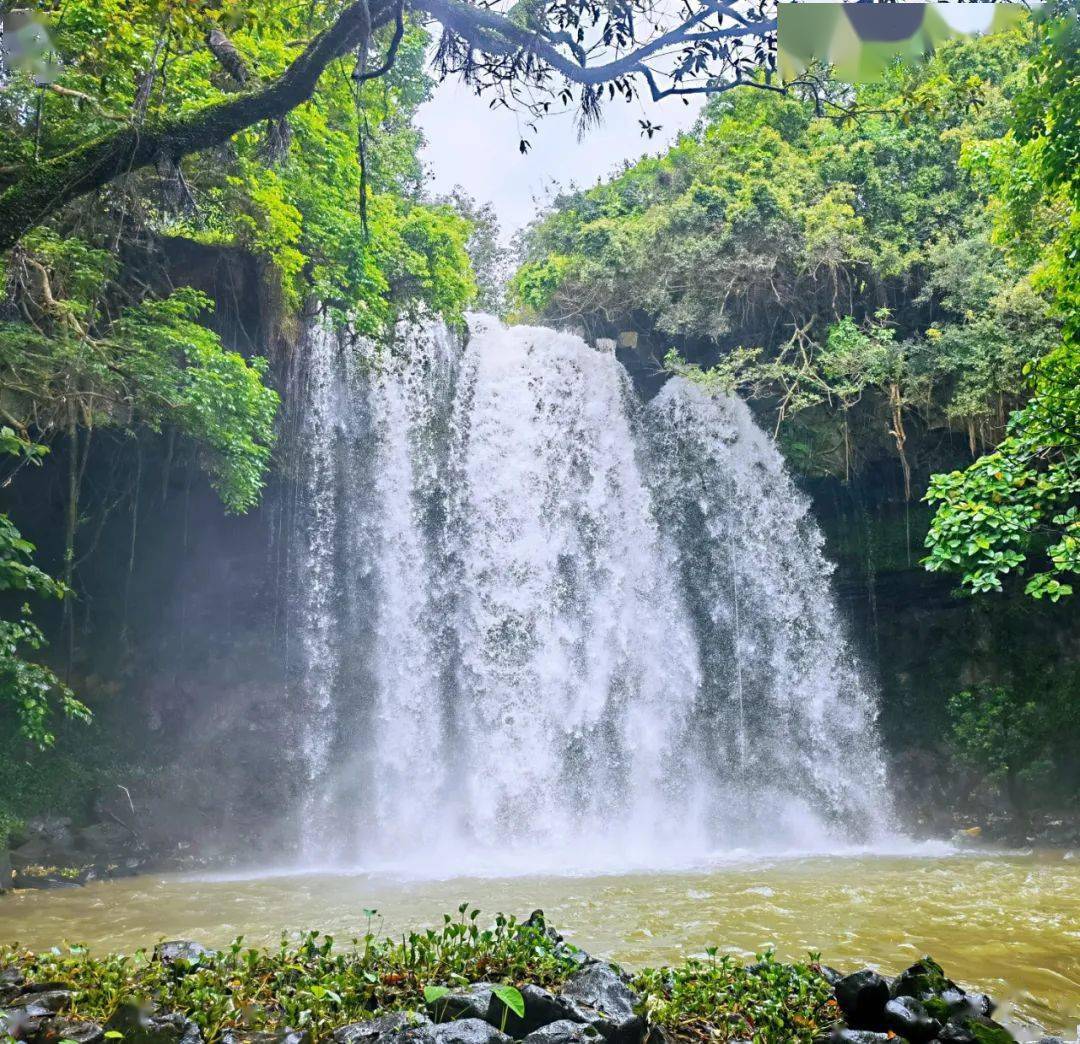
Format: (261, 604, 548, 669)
(828, 1031, 893, 1044)
(38, 1017, 107, 1044)
(521, 1021, 602, 1044)
(490, 985, 577, 1037)
(428, 985, 496, 1024)
(105, 1003, 203, 1044)
(883, 996, 940, 1042)
(6, 991, 75, 1014)
(335, 1014, 431, 1044)
(835, 970, 890, 1030)
(428, 1019, 513, 1044)
(222, 1032, 309, 1044)
(558, 964, 645, 1044)
(891, 957, 953, 1001)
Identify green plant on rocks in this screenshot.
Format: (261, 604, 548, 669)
(633, 949, 839, 1044)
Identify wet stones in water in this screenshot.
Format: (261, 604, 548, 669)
(890, 958, 953, 1002)
(883, 997, 940, 1042)
(522, 1021, 603, 1044)
(558, 964, 645, 1044)
(834, 970, 890, 1030)
(335, 1014, 432, 1044)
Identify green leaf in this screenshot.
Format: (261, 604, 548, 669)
(492, 985, 525, 1019)
(424, 986, 451, 1005)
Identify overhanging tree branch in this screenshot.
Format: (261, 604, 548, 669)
(0, 0, 778, 249)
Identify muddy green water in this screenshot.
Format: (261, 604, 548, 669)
(2, 852, 1078, 1038)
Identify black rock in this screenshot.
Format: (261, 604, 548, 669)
(827, 1031, 892, 1044)
(891, 958, 953, 1001)
(1, 1005, 51, 1039)
(559, 964, 645, 1044)
(817, 966, 843, 987)
(105, 1003, 203, 1044)
(334, 1014, 432, 1044)
(427, 985, 496, 1024)
(7, 990, 74, 1014)
(222, 1031, 309, 1044)
(834, 970, 890, 1030)
(525, 911, 563, 945)
(522, 1021, 602, 1044)
(488, 984, 577, 1037)
(153, 942, 215, 972)
(883, 996, 941, 1042)
(942, 1016, 1016, 1044)
(38, 1018, 107, 1044)
(429, 1019, 513, 1044)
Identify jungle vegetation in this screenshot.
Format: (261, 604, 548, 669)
(511, 8, 1078, 605)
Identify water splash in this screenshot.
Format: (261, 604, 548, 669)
(290, 316, 892, 873)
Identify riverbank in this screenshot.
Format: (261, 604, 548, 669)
(0, 909, 1069, 1044)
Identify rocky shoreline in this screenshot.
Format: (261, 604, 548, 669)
(0, 915, 1072, 1044)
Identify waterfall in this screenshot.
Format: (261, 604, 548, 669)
(289, 315, 891, 873)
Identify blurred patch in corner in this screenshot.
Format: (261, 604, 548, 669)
(777, 3, 1035, 83)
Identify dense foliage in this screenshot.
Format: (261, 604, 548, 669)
(512, 26, 1057, 489)
(0, 0, 479, 769)
(923, 5, 1079, 599)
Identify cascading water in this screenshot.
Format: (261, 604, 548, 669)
(289, 315, 892, 873)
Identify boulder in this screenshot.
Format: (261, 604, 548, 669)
(488, 985, 577, 1037)
(936, 1023, 977, 1044)
(522, 1022, 602, 1044)
(427, 985, 496, 1024)
(558, 964, 644, 1044)
(334, 1014, 431, 1044)
(942, 1016, 1016, 1044)
(221, 1031, 309, 1044)
(1, 1005, 51, 1040)
(827, 1032, 892, 1044)
(38, 1018, 107, 1044)
(430, 1020, 512, 1044)
(153, 942, 216, 971)
(6, 990, 74, 1014)
(76, 822, 135, 856)
(0, 849, 11, 893)
(106, 1003, 203, 1044)
(883, 996, 940, 1042)
(891, 958, 953, 1001)
(834, 970, 890, 1030)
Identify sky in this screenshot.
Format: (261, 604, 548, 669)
(414, 3, 1017, 242)
(416, 74, 705, 241)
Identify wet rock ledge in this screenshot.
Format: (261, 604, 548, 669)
(0, 915, 1067, 1044)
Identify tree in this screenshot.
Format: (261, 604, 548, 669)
(924, 2, 1079, 599)
(0, 0, 780, 250)
(947, 683, 1079, 817)
(0, 429, 90, 748)
(438, 188, 510, 314)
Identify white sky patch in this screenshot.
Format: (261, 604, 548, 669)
(418, 71, 704, 241)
